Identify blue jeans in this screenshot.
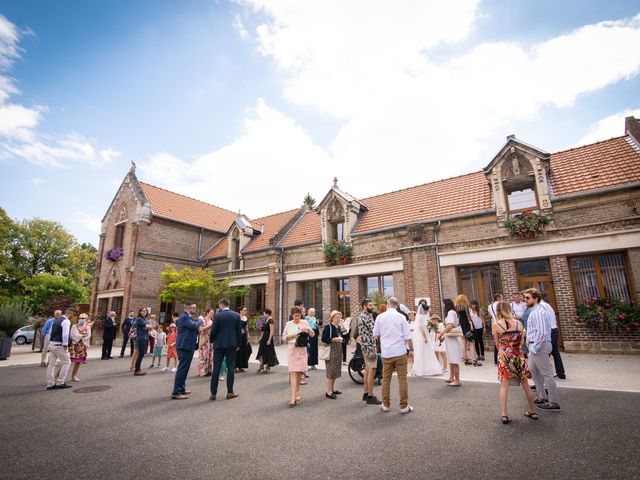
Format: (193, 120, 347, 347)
(135, 340, 148, 372)
(172, 348, 195, 396)
(210, 348, 236, 396)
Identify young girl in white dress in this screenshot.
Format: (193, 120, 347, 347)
(410, 304, 443, 377)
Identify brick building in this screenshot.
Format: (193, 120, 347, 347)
(91, 117, 640, 353)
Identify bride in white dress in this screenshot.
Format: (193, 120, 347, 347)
(410, 304, 443, 377)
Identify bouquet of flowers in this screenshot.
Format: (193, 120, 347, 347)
(427, 316, 440, 332)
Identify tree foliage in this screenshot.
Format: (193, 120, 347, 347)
(303, 192, 316, 210)
(21, 273, 86, 315)
(159, 265, 249, 308)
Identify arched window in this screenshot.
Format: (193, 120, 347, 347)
(501, 154, 537, 213)
(327, 200, 345, 241)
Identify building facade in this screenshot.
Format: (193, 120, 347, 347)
(91, 117, 640, 353)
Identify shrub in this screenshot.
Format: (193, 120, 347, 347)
(0, 298, 32, 338)
(574, 297, 640, 333)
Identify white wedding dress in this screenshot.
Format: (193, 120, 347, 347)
(410, 313, 443, 376)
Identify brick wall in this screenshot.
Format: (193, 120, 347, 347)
(499, 261, 518, 298)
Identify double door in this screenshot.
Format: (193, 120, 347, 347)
(517, 260, 563, 347)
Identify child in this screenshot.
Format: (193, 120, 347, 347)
(150, 325, 165, 368)
(163, 324, 178, 372)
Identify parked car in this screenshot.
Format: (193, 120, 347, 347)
(13, 325, 35, 345)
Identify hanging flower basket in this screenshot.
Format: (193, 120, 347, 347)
(104, 247, 124, 262)
(323, 241, 353, 266)
(503, 211, 550, 239)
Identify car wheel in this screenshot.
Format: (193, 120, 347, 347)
(15, 335, 27, 345)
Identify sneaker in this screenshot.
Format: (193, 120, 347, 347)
(380, 404, 390, 413)
(366, 396, 382, 405)
(400, 405, 415, 414)
(171, 368, 177, 373)
(161, 367, 169, 372)
(537, 402, 562, 412)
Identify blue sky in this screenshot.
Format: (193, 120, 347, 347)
(0, 0, 639, 246)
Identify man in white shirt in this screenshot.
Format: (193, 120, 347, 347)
(541, 299, 566, 379)
(46, 310, 72, 390)
(373, 297, 414, 414)
(511, 292, 527, 320)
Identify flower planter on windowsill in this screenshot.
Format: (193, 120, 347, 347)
(502, 211, 550, 239)
(323, 241, 353, 266)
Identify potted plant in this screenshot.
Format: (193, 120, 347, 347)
(0, 298, 33, 360)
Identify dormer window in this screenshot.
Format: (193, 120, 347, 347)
(231, 228, 241, 270)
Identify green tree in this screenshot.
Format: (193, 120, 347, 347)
(0, 207, 23, 301)
(59, 242, 97, 290)
(159, 265, 248, 308)
(303, 192, 316, 210)
(16, 218, 75, 276)
(22, 273, 86, 315)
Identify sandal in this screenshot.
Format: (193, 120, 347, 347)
(501, 416, 511, 424)
(524, 411, 539, 420)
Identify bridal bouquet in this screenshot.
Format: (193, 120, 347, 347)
(427, 317, 440, 332)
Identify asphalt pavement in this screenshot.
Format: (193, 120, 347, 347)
(0, 355, 639, 480)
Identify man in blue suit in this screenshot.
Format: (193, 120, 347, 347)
(210, 298, 242, 400)
(171, 301, 203, 400)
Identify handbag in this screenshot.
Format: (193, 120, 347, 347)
(295, 331, 309, 348)
(446, 327, 463, 337)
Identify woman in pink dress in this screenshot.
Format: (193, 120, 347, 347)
(282, 306, 315, 407)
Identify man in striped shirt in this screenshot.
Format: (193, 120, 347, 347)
(524, 288, 561, 412)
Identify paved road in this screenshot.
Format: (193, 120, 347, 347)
(1, 356, 639, 480)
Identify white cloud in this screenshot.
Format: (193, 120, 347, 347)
(232, 3, 640, 196)
(75, 211, 102, 235)
(233, 14, 249, 40)
(0, 15, 120, 169)
(31, 177, 46, 185)
(139, 98, 331, 216)
(575, 108, 640, 146)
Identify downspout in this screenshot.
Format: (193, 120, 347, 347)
(434, 221, 444, 314)
(278, 247, 285, 344)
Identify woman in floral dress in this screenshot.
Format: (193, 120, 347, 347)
(197, 308, 214, 376)
(492, 301, 537, 424)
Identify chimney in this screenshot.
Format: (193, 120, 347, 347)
(625, 116, 640, 144)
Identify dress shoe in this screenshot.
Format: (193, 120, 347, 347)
(171, 394, 189, 400)
(226, 392, 239, 400)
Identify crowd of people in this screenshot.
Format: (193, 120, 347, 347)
(40, 287, 565, 423)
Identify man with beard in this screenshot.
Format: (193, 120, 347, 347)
(357, 298, 382, 405)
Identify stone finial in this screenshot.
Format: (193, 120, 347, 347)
(333, 176, 338, 187)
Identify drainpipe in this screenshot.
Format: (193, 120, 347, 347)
(278, 247, 285, 345)
(434, 221, 444, 314)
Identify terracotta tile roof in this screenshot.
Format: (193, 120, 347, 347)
(204, 237, 228, 259)
(353, 171, 493, 234)
(549, 136, 640, 197)
(139, 182, 237, 233)
(243, 209, 299, 252)
(281, 211, 323, 246)
(203, 209, 300, 259)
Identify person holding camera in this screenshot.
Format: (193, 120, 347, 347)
(283, 306, 315, 407)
